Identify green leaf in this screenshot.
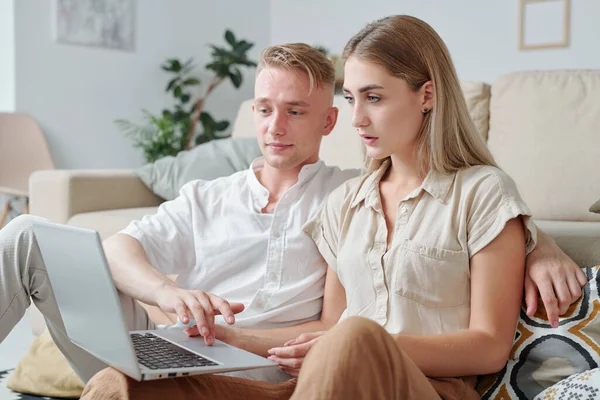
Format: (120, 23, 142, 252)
(180, 94, 191, 104)
(182, 78, 200, 86)
(166, 78, 179, 92)
(171, 59, 182, 72)
(234, 40, 254, 53)
(162, 109, 172, 118)
(225, 30, 236, 47)
(161, 59, 177, 71)
(195, 134, 211, 145)
(229, 68, 242, 88)
(174, 86, 182, 98)
(199, 112, 215, 125)
(214, 120, 230, 131)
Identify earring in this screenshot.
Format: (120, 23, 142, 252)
(422, 108, 430, 114)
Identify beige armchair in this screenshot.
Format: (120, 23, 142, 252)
(0, 113, 54, 227)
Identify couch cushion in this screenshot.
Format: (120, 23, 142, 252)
(534, 220, 600, 267)
(67, 207, 158, 240)
(134, 138, 261, 201)
(460, 81, 491, 140)
(591, 199, 600, 214)
(488, 70, 600, 222)
(534, 368, 600, 399)
(477, 265, 600, 399)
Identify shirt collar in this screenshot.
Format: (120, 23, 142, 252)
(246, 157, 325, 207)
(350, 160, 456, 209)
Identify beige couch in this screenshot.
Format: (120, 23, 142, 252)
(28, 70, 600, 335)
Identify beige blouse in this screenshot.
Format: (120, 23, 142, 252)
(304, 161, 537, 336)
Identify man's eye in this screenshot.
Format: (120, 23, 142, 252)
(289, 110, 302, 116)
(258, 108, 270, 114)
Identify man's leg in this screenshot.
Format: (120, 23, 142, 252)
(82, 368, 296, 400)
(0, 215, 154, 383)
(291, 317, 479, 400)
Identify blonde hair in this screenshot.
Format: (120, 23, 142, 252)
(342, 15, 496, 174)
(258, 43, 336, 94)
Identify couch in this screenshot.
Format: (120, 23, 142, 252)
(27, 70, 600, 336)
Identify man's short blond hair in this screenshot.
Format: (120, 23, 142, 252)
(257, 43, 336, 93)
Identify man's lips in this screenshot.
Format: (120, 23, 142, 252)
(267, 143, 293, 148)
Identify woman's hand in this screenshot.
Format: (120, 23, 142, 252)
(267, 331, 326, 377)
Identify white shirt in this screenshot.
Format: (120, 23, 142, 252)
(121, 158, 358, 381)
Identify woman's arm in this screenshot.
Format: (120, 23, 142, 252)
(188, 265, 347, 357)
(392, 218, 526, 377)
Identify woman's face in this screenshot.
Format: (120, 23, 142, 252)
(342, 56, 432, 161)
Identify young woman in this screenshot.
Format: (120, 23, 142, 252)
(269, 15, 536, 399)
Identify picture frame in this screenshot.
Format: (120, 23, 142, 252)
(518, 0, 571, 51)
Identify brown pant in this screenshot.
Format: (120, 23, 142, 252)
(82, 317, 479, 400)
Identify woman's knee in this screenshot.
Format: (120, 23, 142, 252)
(330, 316, 386, 341)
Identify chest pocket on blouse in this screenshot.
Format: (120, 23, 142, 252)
(392, 239, 469, 308)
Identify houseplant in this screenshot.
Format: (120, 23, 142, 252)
(116, 30, 257, 162)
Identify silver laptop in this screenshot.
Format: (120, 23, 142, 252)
(32, 220, 276, 381)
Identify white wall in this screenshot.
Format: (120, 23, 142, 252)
(0, 0, 15, 112)
(14, 0, 270, 169)
(270, 0, 600, 83)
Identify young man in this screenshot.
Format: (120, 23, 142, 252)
(0, 44, 586, 398)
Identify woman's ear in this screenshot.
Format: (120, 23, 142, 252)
(421, 81, 434, 113)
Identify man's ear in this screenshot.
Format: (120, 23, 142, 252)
(421, 81, 434, 111)
(323, 107, 339, 137)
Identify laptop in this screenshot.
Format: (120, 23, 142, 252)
(32, 220, 276, 381)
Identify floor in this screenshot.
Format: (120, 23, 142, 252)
(0, 310, 36, 371)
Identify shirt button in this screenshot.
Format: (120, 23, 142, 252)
(268, 272, 278, 282)
(273, 231, 280, 239)
(401, 207, 408, 214)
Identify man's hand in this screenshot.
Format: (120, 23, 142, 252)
(266, 331, 326, 377)
(525, 230, 588, 328)
(155, 287, 244, 345)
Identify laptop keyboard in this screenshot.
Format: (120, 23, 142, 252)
(131, 333, 219, 370)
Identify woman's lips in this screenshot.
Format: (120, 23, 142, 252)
(361, 136, 378, 145)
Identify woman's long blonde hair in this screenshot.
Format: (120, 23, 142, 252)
(342, 15, 496, 174)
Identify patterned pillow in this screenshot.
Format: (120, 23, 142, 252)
(478, 266, 600, 400)
(534, 368, 600, 399)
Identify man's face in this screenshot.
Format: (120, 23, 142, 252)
(253, 67, 337, 171)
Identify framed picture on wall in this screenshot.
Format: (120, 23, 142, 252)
(518, 0, 571, 50)
(53, 0, 136, 51)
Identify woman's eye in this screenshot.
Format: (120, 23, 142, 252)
(344, 96, 354, 105)
(367, 95, 381, 103)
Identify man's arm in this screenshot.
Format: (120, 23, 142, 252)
(188, 265, 347, 357)
(104, 233, 176, 304)
(525, 228, 588, 328)
(104, 233, 244, 345)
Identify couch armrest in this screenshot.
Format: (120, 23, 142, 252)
(29, 170, 163, 224)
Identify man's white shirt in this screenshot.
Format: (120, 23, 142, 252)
(121, 158, 359, 382)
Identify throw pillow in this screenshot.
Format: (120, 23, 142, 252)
(591, 199, 600, 214)
(534, 368, 600, 399)
(135, 138, 261, 201)
(478, 265, 600, 400)
(7, 329, 84, 398)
